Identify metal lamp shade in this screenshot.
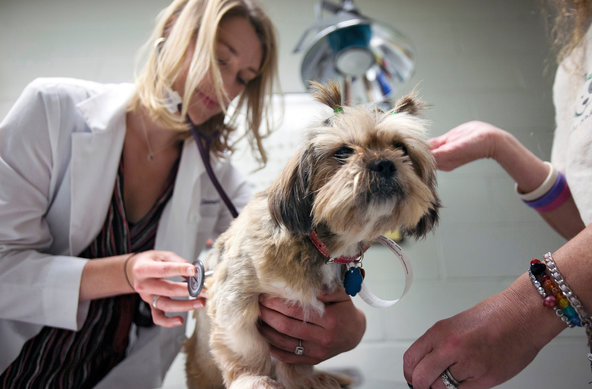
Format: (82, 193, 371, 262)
(297, 2, 415, 105)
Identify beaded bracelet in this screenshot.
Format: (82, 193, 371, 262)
(530, 255, 592, 373)
(543, 252, 592, 370)
(528, 258, 581, 327)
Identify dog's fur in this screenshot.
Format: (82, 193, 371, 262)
(185, 81, 441, 389)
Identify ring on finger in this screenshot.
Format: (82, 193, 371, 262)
(294, 339, 304, 356)
(152, 295, 160, 309)
(441, 368, 460, 388)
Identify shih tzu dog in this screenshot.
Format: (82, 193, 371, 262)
(185, 81, 440, 389)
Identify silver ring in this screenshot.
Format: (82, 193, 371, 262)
(152, 295, 160, 309)
(294, 339, 304, 356)
(441, 368, 460, 389)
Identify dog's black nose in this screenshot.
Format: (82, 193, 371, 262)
(369, 159, 396, 177)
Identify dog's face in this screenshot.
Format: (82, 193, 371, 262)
(269, 82, 440, 242)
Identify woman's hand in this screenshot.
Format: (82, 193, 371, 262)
(403, 274, 566, 389)
(429, 121, 506, 172)
(126, 250, 206, 328)
(257, 287, 366, 365)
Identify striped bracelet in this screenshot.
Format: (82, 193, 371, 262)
(516, 162, 571, 212)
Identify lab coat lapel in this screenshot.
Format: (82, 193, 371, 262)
(154, 138, 205, 260)
(69, 84, 133, 255)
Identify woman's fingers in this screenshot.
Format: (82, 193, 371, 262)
(151, 295, 205, 312)
(150, 295, 205, 327)
(126, 250, 209, 329)
(257, 319, 321, 365)
(133, 251, 196, 279)
(136, 278, 190, 297)
(258, 299, 314, 339)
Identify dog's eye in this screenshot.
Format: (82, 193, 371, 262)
(334, 146, 354, 161)
(393, 142, 408, 156)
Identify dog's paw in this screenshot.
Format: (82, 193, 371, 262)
(302, 370, 352, 389)
(229, 375, 285, 389)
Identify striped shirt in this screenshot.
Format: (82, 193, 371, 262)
(1, 156, 179, 388)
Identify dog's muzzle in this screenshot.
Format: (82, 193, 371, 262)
(368, 159, 396, 178)
(366, 159, 404, 200)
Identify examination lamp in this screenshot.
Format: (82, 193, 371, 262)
(293, 0, 415, 105)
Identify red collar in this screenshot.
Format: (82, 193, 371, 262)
(309, 230, 370, 264)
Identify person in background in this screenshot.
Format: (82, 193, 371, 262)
(403, 1, 592, 388)
(0, 0, 365, 387)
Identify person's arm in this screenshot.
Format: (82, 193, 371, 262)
(403, 224, 592, 389)
(492, 129, 585, 239)
(430, 121, 585, 239)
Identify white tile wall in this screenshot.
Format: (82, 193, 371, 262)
(1, 0, 590, 387)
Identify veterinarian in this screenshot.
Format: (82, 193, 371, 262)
(403, 1, 592, 388)
(0, 0, 366, 387)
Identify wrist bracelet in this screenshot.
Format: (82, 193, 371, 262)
(528, 265, 576, 327)
(529, 258, 581, 327)
(523, 172, 570, 213)
(515, 161, 557, 201)
(516, 162, 572, 213)
(124, 253, 138, 292)
(543, 253, 589, 323)
(531, 254, 592, 374)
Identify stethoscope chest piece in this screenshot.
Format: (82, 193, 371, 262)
(187, 259, 206, 297)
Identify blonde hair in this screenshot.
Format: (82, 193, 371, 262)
(130, 0, 279, 163)
(542, 0, 592, 65)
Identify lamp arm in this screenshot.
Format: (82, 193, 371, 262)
(341, 0, 358, 13)
(318, 0, 342, 15)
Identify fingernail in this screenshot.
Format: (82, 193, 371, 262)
(193, 301, 203, 309)
(186, 266, 196, 276)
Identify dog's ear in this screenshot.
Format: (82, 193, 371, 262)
(404, 199, 441, 239)
(309, 80, 343, 111)
(394, 92, 426, 116)
(268, 147, 315, 235)
(402, 175, 441, 239)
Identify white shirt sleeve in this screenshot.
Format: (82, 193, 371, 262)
(0, 79, 89, 330)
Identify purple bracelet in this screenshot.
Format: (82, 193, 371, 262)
(523, 172, 570, 212)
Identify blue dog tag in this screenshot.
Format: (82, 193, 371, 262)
(344, 267, 364, 296)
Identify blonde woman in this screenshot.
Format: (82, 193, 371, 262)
(0, 0, 366, 387)
(404, 1, 592, 388)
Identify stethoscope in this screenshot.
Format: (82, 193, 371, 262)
(187, 258, 211, 297)
(185, 116, 236, 298)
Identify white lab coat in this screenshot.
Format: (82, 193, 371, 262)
(0, 78, 251, 388)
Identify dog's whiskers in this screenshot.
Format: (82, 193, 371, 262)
(352, 172, 360, 195)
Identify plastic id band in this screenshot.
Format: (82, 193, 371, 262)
(358, 235, 413, 308)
